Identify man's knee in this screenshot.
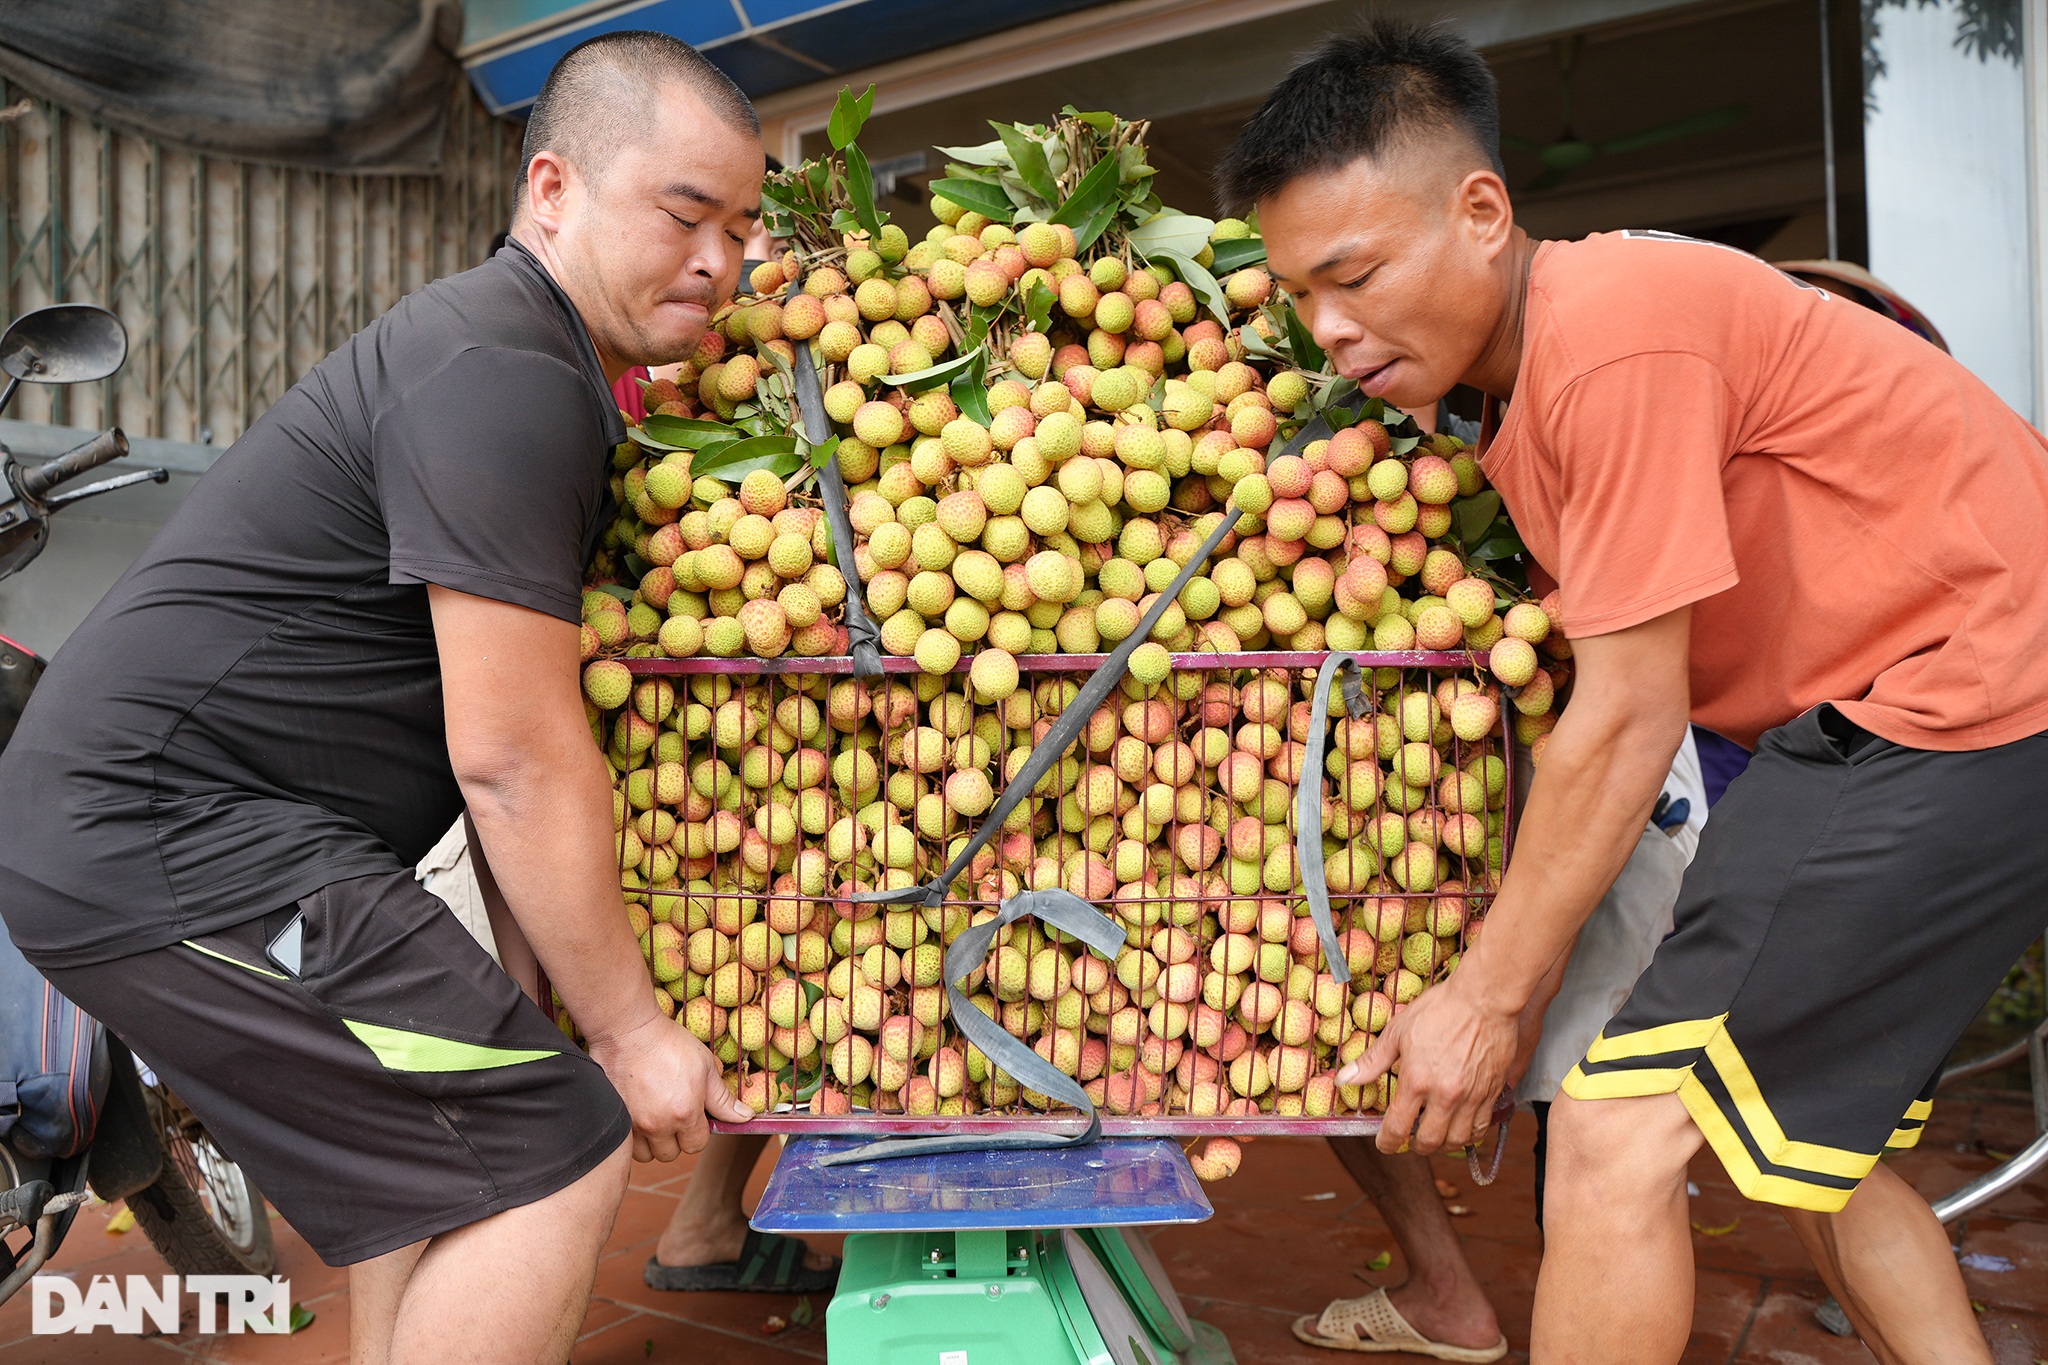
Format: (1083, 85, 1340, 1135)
(1548, 1092, 1702, 1200)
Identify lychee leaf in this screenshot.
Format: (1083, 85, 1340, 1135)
(1471, 526, 1527, 563)
(952, 348, 993, 427)
(1454, 492, 1502, 546)
(827, 85, 875, 152)
(992, 122, 1058, 203)
(844, 143, 885, 239)
(1049, 155, 1122, 236)
(689, 433, 801, 481)
(1128, 210, 1215, 261)
(1209, 237, 1268, 274)
(1282, 304, 1327, 374)
(880, 345, 983, 394)
(1022, 279, 1057, 334)
(640, 415, 744, 449)
(1062, 106, 1115, 132)
(800, 980, 825, 1011)
(933, 140, 1007, 167)
(928, 176, 1015, 223)
(807, 434, 840, 471)
(1146, 247, 1229, 326)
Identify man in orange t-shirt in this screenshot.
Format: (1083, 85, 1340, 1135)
(1223, 18, 2047, 1364)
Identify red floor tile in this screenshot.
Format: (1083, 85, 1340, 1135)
(11, 1097, 2048, 1362)
(571, 1308, 825, 1364)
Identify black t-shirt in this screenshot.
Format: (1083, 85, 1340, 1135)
(0, 242, 623, 967)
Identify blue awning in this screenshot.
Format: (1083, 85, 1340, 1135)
(463, 0, 1115, 116)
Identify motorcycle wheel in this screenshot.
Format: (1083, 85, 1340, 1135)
(125, 1083, 275, 1275)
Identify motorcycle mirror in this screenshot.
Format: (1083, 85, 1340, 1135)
(0, 305, 128, 387)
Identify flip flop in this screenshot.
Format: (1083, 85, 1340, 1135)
(1291, 1288, 1508, 1361)
(643, 1229, 840, 1294)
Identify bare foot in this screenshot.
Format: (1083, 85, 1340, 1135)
(1383, 1276, 1501, 1351)
(654, 1217, 834, 1271)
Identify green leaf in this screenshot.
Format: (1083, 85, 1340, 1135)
(1282, 304, 1327, 373)
(1365, 1251, 1393, 1272)
(934, 140, 1008, 167)
(828, 85, 875, 151)
(952, 373, 993, 427)
(928, 176, 1015, 223)
(288, 1304, 315, 1334)
(951, 345, 993, 426)
(800, 980, 825, 1011)
(1022, 278, 1057, 334)
(1454, 491, 1502, 546)
(1128, 210, 1217, 261)
(1050, 155, 1123, 236)
(1390, 431, 1423, 456)
(626, 424, 685, 452)
(596, 584, 636, 604)
(790, 1297, 816, 1328)
(1208, 236, 1268, 274)
(690, 433, 802, 480)
(1149, 248, 1229, 326)
(640, 414, 742, 450)
(808, 434, 841, 471)
(1062, 106, 1115, 131)
(882, 345, 984, 394)
(993, 122, 1058, 203)
(1471, 526, 1527, 562)
(844, 142, 884, 240)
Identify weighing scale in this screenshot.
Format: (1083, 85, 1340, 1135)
(753, 1136, 1237, 1365)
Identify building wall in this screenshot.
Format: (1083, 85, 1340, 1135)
(0, 84, 521, 655)
(0, 83, 521, 446)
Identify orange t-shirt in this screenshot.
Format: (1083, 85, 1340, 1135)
(1480, 230, 2048, 751)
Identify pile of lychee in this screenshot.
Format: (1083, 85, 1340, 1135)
(566, 186, 1574, 1133)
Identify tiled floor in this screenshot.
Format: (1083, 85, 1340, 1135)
(5, 1091, 2047, 1363)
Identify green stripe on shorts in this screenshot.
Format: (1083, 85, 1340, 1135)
(343, 1019, 558, 1073)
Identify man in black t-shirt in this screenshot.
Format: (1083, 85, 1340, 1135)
(0, 32, 761, 1362)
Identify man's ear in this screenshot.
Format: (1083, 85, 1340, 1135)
(1456, 168, 1516, 261)
(524, 150, 576, 235)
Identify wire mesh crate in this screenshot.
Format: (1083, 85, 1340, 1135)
(599, 649, 1514, 1137)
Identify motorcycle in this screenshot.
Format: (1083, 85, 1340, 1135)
(0, 304, 274, 1306)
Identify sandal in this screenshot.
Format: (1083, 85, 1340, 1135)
(643, 1229, 840, 1294)
(1292, 1288, 1508, 1360)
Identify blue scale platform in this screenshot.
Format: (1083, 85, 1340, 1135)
(752, 1137, 1212, 1235)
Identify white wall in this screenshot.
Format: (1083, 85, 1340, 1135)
(1864, 0, 2036, 422)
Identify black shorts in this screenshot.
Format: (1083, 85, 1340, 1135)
(1563, 705, 2048, 1212)
(40, 871, 631, 1264)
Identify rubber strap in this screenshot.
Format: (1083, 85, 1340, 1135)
(1467, 1116, 1511, 1186)
(848, 497, 1244, 912)
(818, 887, 1126, 1165)
(785, 277, 881, 678)
(1294, 651, 1375, 987)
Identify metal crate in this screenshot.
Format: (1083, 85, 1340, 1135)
(607, 649, 1514, 1138)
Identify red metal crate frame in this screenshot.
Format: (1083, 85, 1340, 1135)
(609, 649, 1514, 1138)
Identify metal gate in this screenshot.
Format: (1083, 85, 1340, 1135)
(0, 83, 521, 445)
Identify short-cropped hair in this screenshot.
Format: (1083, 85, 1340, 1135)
(519, 31, 759, 194)
(1215, 18, 1503, 214)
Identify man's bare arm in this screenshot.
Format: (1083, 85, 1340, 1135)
(1341, 606, 1693, 1152)
(429, 586, 748, 1157)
